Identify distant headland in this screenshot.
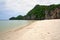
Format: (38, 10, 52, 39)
(9, 4, 60, 20)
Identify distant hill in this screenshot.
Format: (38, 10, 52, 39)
(9, 4, 60, 20)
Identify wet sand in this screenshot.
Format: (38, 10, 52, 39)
(0, 19, 60, 40)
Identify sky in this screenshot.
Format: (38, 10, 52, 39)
(0, 0, 60, 19)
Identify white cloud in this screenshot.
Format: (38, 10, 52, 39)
(5, 0, 60, 15)
(5, 0, 37, 14)
(36, 0, 60, 5)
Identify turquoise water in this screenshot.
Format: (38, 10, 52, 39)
(0, 20, 32, 32)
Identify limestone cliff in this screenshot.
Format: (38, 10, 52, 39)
(45, 7, 60, 19)
(9, 4, 60, 20)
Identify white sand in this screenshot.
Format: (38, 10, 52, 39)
(0, 19, 60, 40)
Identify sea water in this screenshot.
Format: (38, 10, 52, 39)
(0, 20, 32, 32)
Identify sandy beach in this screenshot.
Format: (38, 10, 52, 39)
(0, 19, 60, 40)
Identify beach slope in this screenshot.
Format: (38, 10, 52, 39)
(0, 19, 60, 40)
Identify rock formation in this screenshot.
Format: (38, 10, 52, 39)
(45, 7, 60, 19)
(9, 4, 60, 20)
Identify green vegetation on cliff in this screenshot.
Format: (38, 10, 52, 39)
(26, 5, 46, 20)
(9, 4, 60, 20)
(9, 15, 24, 20)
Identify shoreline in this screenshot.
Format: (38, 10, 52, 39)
(0, 20, 35, 34)
(0, 19, 60, 40)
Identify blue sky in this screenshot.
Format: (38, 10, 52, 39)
(0, 0, 60, 19)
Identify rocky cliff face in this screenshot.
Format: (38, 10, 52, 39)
(45, 7, 60, 19)
(9, 4, 60, 20)
(25, 5, 60, 20)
